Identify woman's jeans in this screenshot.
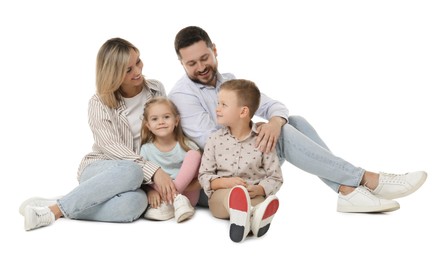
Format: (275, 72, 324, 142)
(57, 160, 148, 222)
(276, 115, 365, 192)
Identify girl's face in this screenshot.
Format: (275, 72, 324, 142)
(121, 49, 144, 94)
(145, 102, 179, 139)
(216, 89, 243, 127)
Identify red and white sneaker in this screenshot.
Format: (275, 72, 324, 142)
(228, 185, 251, 243)
(251, 195, 279, 237)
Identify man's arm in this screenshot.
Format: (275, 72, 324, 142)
(255, 91, 289, 153)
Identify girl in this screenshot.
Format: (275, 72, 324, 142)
(19, 38, 177, 231)
(140, 97, 201, 223)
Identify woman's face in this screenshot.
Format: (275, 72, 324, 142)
(120, 49, 144, 95)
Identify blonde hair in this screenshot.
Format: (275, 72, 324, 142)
(96, 38, 147, 108)
(140, 97, 193, 152)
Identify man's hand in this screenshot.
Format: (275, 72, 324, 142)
(255, 117, 285, 153)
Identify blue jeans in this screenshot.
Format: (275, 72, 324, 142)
(57, 160, 148, 222)
(276, 115, 365, 192)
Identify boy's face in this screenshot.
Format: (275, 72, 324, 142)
(178, 40, 218, 87)
(216, 89, 243, 127)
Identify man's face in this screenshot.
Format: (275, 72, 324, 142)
(178, 40, 218, 86)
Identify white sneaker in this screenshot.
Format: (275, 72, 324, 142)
(24, 206, 55, 231)
(337, 186, 400, 213)
(251, 195, 279, 237)
(228, 185, 251, 242)
(19, 196, 61, 216)
(144, 202, 174, 221)
(372, 171, 427, 199)
(173, 194, 194, 223)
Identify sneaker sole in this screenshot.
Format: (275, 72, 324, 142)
(251, 196, 279, 237)
(24, 206, 34, 231)
(175, 208, 195, 223)
(337, 203, 400, 213)
(144, 212, 174, 221)
(228, 186, 251, 243)
(144, 207, 174, 221)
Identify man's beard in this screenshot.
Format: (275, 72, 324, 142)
(189, 66, 218, 86)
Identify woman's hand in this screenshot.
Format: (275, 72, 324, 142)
(152, 168, 177, 204)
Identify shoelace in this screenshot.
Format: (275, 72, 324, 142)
(34, 208, 54, 227)
(379, 172, 405, 184)
(379, 172, 400, 177)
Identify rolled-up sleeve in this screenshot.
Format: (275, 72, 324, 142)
(256, 92, 289, 123)
(87, 97, 160, 184)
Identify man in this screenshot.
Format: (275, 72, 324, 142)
(168, 25, 427, 213)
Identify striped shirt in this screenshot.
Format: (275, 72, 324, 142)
(77, 79, 166, 184)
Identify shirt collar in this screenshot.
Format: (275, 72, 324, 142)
(116, 82, 152, 112)
(221, 121, 258, 140)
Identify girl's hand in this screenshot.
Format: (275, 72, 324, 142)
(152, 168, 177, 204)
(147, 188, 162, 208)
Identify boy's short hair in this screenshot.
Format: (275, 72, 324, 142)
(220, 79, 260, 119)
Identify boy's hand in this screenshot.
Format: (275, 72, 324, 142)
(246, 184, 265, 198)
(211, 177, 246, 191)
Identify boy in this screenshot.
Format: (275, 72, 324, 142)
(198, 79, 283, 243)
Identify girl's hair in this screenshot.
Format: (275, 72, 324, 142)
(96, 37, 147, 108)
(220, 79, 260, 119)
(140, 97, 192, 152)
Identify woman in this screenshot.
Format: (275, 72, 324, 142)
(19, 37, 178, 231)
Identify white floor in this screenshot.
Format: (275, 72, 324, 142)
(2, 1, 444, 259)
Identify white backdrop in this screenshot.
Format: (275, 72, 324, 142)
(1, 1, 444, 259)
